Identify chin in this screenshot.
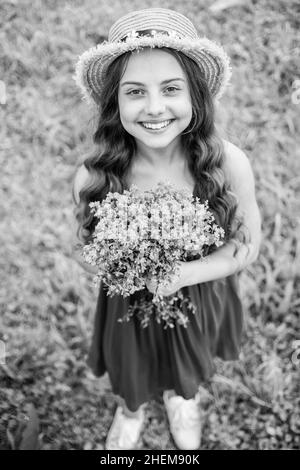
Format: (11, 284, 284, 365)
(138, 136, 177, 148)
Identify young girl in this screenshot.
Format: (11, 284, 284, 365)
(72, 8, 261, 450)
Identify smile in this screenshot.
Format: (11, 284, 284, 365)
(139, 119, 175, 131)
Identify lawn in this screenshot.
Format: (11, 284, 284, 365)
(0, 0, 299, 450)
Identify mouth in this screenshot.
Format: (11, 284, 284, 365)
(138, 119, 175, 132)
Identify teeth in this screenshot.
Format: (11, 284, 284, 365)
(141, 120, 172, 129)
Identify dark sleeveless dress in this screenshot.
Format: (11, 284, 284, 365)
(86, 185, 245, 412)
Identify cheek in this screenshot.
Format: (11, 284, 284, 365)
(178, 97, 192, 117)
(118, 95, 130, 121)
(167, 95, 192, 120)
(119, 102, 139, 124)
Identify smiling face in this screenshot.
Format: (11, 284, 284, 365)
(118, 48, 193, 154)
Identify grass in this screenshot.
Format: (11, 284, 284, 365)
(0, 0, 299, 450)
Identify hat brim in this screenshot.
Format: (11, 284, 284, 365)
(73, 35, 232, 105)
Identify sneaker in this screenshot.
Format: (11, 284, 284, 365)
(105, 405, 145, 450)
(163, 390, 202, 450)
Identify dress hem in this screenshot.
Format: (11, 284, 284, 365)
(86, 349, 241, 412)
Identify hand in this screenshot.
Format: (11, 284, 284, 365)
(145, 262, 190, 297)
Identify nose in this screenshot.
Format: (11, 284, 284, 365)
(145, 91, 166, 116)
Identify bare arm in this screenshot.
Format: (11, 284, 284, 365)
(186, 142, 262, 285)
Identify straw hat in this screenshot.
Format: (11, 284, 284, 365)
(73, 8, 232, 105)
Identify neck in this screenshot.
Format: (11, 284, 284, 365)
(135, 138, 186, 168)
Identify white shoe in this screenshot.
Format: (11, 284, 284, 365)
(163, 390, 202, 450)
(105, 405, 145, 450)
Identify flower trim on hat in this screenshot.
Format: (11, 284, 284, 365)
(121, 29, 183, 42)
(73, 33, 232, 106)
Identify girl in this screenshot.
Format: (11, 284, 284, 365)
(72, 8, 262, 450)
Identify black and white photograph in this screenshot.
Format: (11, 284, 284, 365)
(0, 0, 299, 452)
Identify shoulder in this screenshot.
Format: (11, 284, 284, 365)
(72, 163, 90, 205)
(221, 139, 256, 193)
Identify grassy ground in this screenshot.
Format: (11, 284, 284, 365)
(0, 0, 299, 450)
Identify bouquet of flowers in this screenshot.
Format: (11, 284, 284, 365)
(81, 181, 225, 329)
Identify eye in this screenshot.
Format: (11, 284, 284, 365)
(126, 86, 180, 96)
(165, 86, 179, 93)
(126, 89, 143, 95)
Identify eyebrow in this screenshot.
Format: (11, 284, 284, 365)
(120, 78, 185, 87)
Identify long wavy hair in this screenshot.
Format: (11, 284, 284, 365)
(73, 47, 249, 258)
